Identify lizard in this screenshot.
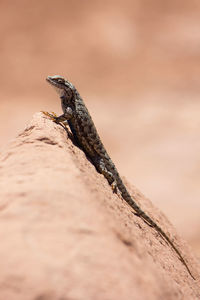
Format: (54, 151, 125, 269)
(42, 75, 195, 280)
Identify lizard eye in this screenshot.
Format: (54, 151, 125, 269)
(57, 78, 65, 84)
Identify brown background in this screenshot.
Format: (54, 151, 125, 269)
(0, 0, 200, 256)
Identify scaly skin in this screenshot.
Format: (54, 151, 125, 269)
(43, 75, 195, 279)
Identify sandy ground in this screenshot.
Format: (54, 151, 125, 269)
(0, 0, 200, 257)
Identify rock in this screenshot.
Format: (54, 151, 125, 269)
(0, 112, 199, 300)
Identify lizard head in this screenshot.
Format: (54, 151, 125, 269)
(46, 75, 74, 100)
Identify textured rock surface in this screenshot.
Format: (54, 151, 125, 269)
(0, 112, 199, 300)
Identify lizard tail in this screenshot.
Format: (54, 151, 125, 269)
(118, 179, 195, 280)
(140, 210, 195, 280)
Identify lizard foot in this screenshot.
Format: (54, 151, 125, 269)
(50, 111, 58, 117)
(41, 111, 68, 129)
(111, 181, 117, 193)
(41, 111, 57, 121)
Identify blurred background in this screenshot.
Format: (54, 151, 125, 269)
(0, 0, 200, 256)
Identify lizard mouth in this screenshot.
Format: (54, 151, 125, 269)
(46, 76, 59, 87)
(46, 75, 66, 88)
(46, 75, 66, 97)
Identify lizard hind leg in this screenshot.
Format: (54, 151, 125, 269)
(111, 181, 118, 193)
(94, 157, 118, 193)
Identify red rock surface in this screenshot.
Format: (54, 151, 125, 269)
(0, 113, 199, 300)
(1, 1, 200, 256)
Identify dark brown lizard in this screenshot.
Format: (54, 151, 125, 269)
(42, 75, 195, 279)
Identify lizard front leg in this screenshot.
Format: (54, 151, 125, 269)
(42, 107, 73, 127)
